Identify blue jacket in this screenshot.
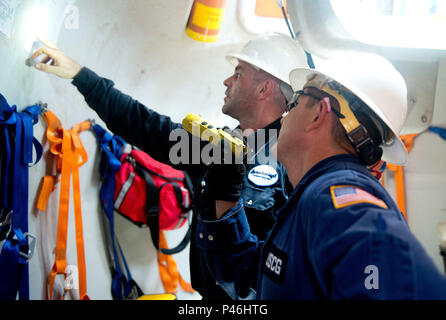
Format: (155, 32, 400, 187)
(72, 67, 290, 299)
(197, 154, 446, 299)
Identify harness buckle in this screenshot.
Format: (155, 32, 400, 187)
(88, 119, 96, 131)
(18, 233, 37, 261)
(36, 101, 48, 115)
(0, 208, 11, 224)
(347, 125, 370, 147)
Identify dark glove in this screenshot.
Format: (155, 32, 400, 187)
(196, 135, 246, 220)
(196, 160, 245, 220)
(205, 134, 246, 199)
(204, 160, 246, 202)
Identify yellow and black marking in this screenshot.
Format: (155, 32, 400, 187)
(182, 113, 247, 158)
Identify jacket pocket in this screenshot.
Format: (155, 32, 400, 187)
(241, 184, 275, 212)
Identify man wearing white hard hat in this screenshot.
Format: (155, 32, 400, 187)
(32, 33, 309, 300)
(197, 53, 446, 299)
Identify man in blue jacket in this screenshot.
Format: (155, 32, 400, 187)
(196, 54, 446, 299)
(31, 34, 309, 300)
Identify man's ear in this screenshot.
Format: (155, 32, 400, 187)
(256, 79, 275, 100)
(306, 98, 331, 132)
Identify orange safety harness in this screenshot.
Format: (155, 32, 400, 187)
(36, 110, 192, 299)
(158, 230, 194, 295)
(385, 133, 419, 221)
(36, 110, 90, 300)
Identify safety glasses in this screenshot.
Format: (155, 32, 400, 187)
(286, 89, 345, 119)
(286, 90, 321, 112)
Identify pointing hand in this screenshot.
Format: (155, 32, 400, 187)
(31, 37, 82, 79)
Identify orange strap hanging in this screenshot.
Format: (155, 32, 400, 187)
(36, 110, 91, 300)
(385, 133, 418, 221)
(157, 231, 194, 294)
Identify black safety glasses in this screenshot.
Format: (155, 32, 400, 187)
(286, 89, 345, 119)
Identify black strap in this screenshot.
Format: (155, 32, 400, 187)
(183, 171, 194, 203)
(133, 164, 159, 216)
(161, 182, 190, 213)
(132, 159, 191, 255)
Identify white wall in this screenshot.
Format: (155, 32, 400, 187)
(374, 54, 446, 273)
(0, 0, 260, 300)
(394, 57, 446, 273)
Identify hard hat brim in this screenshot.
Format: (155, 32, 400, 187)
(290, 67, 408, 166)
(226, 53, 291, 85)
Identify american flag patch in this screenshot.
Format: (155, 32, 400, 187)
(330, 185, 388, 210)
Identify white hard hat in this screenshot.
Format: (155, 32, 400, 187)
(289, 53, 408, 165)
(226, 33, 309, 85)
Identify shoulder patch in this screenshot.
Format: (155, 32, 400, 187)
(330, 185, 388, 210)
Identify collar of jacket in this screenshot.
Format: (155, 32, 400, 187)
(237, 117, 282, 144)
(289, 154, 370, 202)
(240, 117, 282, 157)
(262, 117, 282, 132)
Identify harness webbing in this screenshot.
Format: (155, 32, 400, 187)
(0, 94, 42, 300)
(92, 124, 143, 300)
(36, 110, 90, 300)
(158, 230, 194, 294)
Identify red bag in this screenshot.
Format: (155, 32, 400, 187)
(114, 149, 193, 255)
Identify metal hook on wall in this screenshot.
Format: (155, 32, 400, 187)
(35, 101, 48, 115)
(87, 118, 96, 132)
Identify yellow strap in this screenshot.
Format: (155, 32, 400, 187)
(321, 84, 361, 134)
(137, 293, 176, 300)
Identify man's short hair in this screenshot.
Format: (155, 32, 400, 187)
(249, 63, 293, 104)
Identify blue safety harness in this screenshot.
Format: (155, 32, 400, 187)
(92, 124, 144, 300)
(0, 94, 42, 300)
